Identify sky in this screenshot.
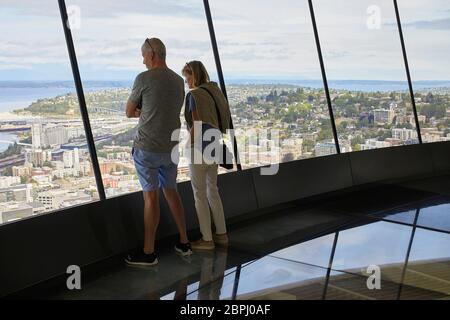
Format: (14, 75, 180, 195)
(0, 0, 449, 82)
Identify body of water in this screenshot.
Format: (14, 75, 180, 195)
(1, 80, 449, 114)
(0, 132, 19, 153)
(0, 81, 132, 113)
(227, 79, 450, 92)
(0, 87, 79, 112)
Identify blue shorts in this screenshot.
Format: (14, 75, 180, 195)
(132, 148, 178, 192)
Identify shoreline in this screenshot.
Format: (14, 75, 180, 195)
(0, 111, 42, 121)
(0, 131, 20, 153)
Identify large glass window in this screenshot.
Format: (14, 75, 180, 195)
(209, 0, 336, 170)
(0, 1, 98, 225)
(314, 0, 419, 152)
(398, 0, 450, 143)
(67, 0, 219, 197)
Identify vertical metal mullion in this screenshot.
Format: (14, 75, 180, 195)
(308, 0, 341, 154)
(58, 0, 106, 200)
(203, 0, 242, 170)
(231, 264, 242, 300)
(393, 0, 423, 144)
(397, 209, 420, 300)
(322, 232, 339, 300)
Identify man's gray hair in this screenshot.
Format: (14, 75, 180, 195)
(142, 37, 166, 60)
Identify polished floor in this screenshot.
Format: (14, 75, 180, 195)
(12, 175, 450, 300)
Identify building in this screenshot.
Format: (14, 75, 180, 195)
(32, 123, 69, 148)
(392, 128, 418, 141)
(51, 149, 65, 162)
(12, 164, 33, 177)
(373, 104, 395, 124)
(0, 202, 34, 224)
(31, 123, 43, 149)
(0, 176, 21, 188)
(37, 190, 92, 210)
(42, 124, 69, 147)
(315, 142, 336, 157)
(360, 139, 392, 150)
(281, 138, 303, 160)
(0, 184, 32, 203)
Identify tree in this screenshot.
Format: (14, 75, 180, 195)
(351, 136, 365, 149)
(339, 121, 349, 130)
(303, 139, 315, 152)
(419, 104, 446, 119)
(317, 128, 332, 141)
(2, 167, 13, 176)
(282, 153, 295, 163)
(379, 130, 392, 141)
(0, 142, 22, 159)
(43, 161, 54, 168)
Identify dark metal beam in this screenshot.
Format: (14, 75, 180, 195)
(58, 0, 106, 200)
(203, 0, 242, 170)
(308, 0, 341, 154)
(393, 0, 423, 144)
(397, 208, 420, 300)
(231, 264, 242, 300)
(322, 231, 339, 299)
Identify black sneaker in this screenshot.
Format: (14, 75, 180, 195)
(125, 250, 158, 266)
(175, 242, 193, 256)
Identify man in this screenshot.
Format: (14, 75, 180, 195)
(125, 38, 191, 266)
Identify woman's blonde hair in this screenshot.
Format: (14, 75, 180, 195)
(182, 60, 210, 87)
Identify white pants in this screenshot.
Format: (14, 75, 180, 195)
(189, 164, 227, 241)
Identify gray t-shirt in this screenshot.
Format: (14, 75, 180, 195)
(128, 68, 185, 153)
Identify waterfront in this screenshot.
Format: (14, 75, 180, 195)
(0, 132, 19, 152)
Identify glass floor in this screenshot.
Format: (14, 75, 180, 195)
(8, 176, 450, 300)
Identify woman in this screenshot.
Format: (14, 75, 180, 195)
(182, 60, 231, 250)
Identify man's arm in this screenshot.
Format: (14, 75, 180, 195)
(127, 74, 143, 118)
(126, 100, 141, 118)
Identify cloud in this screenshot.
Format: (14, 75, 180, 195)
(324, 50, 351, 59)
(0, 0, 204, 18)
(402, 18, 450, 30)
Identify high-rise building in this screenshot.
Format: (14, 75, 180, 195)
(31, 123, 43, 149)
(32, 123, 69, 148)
(27, 149, 44, 167)
(63, 150, 74, 168)
(42, 124, 69, 147)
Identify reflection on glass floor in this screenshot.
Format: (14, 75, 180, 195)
(19, 180, 450, 300)
(162, 200, 450, 301)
